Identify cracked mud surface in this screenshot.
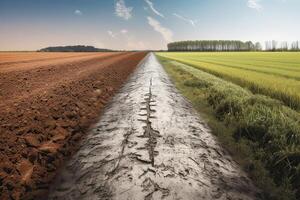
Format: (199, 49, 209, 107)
(48, 53, 259, 200)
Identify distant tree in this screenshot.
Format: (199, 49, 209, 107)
(254, 42, 262, 51)
(245, 41, 254, 51)
(265, 41, 270, 51)
(291, 41, 299, 51)
(272, 40, 278, 51)
(279, 41, 288, 51)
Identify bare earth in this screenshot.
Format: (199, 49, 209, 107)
(0, 52, 147, 199)
(49, 54, 259, 200)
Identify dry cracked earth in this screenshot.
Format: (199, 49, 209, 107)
(48, 53, 259, 200)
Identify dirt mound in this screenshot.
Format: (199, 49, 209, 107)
(0, 52, 147, 199)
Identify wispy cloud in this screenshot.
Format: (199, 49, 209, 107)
(144, 0, 164, 18)
(74, 10, 82, 16)
(173, 13, 197, 27)
(247, 0, 263, 11)
(108, 29, 129, 38)
(108, 30, 117, 38)
(147, 16, 173, 43)
(115, 0, 133, 20)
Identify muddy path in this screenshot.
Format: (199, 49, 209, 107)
(48, 53, 259, 200)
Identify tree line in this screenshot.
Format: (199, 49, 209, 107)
(39, 45, 113, 52)
(168, 40, 299, 52)
(265, 40, 299, 51)
(168, 40, 261, 51)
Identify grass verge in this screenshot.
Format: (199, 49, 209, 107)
(156, 55, 300, 200)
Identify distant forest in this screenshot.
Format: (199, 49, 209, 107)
(168, 40, 300, 52)
(39, 45, 113, 52)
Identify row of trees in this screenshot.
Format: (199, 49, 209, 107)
(168, 40, 261, 51)
(265, 40, 299, 51)
(168, 40, 299, 52)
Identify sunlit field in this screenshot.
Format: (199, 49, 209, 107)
(157, 52, 300, 110)
(157, 53, 300, 199)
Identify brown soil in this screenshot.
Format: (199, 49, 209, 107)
(0, 52, 147, 200)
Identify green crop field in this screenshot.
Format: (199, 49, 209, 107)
(157, 52, 300, 111)
(156, 52, 300, 199)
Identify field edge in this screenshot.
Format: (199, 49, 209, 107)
(156, 54, 299, 200)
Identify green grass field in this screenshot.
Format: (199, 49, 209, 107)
(156, 53, 300, 200)
(156, 52, 300, 111)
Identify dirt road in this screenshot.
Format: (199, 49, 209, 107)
(49, 53, 258, 200)
(0, 52, 147, 199)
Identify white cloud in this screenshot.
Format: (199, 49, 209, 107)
(173, 13, 197, 27)
(147, 16, 173, 43)
(115, 0, 133, 20)
(121, 29, 128, 34)
(247, 0, 263, 11)
(144, 0, 164, 18)
(74, 10, 82, 16)
(108, 30, 117, 38)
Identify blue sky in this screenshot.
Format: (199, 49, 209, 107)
(0, 0, 299, 50)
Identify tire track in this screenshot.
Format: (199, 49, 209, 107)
(48, 53, 259, 200)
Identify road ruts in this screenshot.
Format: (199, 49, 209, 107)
(48, 53, 259, 200)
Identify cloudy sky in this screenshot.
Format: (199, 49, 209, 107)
(0, 0, 299, 51)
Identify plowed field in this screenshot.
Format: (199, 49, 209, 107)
(0, 52, 147, 199)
